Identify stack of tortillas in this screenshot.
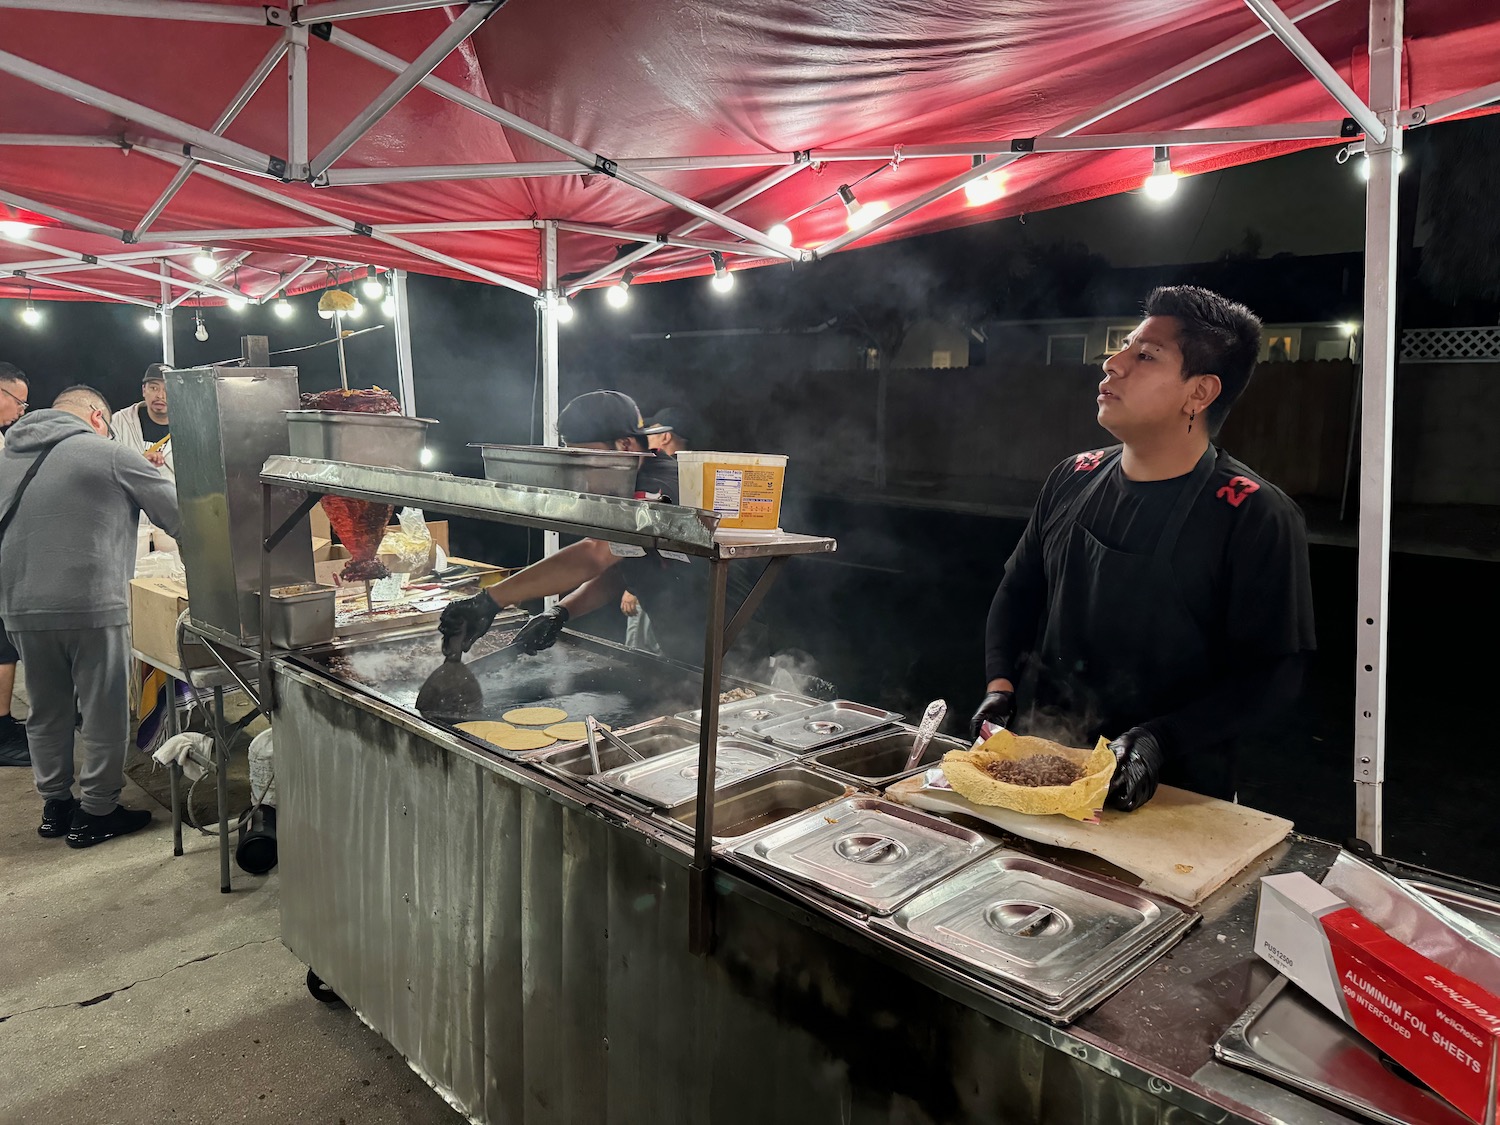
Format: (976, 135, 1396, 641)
(457, 707, 609, 752)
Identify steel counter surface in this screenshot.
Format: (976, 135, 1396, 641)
(273, 655, 1359, 1124)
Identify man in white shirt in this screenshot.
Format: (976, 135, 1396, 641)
(109, 363, 178, 559)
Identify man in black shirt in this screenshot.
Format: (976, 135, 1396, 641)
(971, 286, 1315, 810)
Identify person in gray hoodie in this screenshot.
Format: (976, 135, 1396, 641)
(0, 385, 181, 847)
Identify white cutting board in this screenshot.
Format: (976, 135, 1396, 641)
(885, 775, 1292, 906)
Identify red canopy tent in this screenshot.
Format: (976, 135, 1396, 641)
(1, 0, 1497, 845)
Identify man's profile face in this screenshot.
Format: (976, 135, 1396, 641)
(1096, 315, 1201, 438)
(649, 431, 684, 455)
(0, 380, 28, 428)
(143, 379, 168, 423)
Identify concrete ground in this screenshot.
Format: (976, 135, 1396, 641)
(0, 714, 466, 1124)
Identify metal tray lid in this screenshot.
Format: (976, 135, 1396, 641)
(675, 693, 820, 733)
(870, 851, 1187, 1004)
(593, 740, 788, 809)
(749, 700, 903, 753)
(731, 797, 994, 915)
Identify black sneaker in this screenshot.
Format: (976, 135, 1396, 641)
(0, 715, 28, 767)
(39, 796, 80, 838)
(65, 805, 153, 849)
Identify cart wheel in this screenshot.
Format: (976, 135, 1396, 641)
(306, 968, 343, 1005)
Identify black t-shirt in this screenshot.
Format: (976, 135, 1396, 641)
(985, 445, 1315, 790)
(138, 412, 170, 446)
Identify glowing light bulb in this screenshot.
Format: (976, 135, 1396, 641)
(20, 301, 41, 327)
(1143, 146, 1178, 202)
(419, 448, 434, 467)
(382, 295, 396, 317)
(143, 313, 161, 333)
(273, 296, 293, 319)
(361, 276, 384, 299)
(711, 271, 735, 294)
(554, 298, 574, 324)
(0, 221, 37, 239)
(194, 317, 208, 342)
(318, 307, 334, 320)
(345, 300, 363, 319)
(606, 282, 629, 309)
(767, 223, 794, 246)
(192, 252, 218, 276)
(964, 172, 1006, 207)
(226, 293, 248, 311)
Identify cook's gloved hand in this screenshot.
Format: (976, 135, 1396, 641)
(968, 689, 1016, 744)
(438, 591, 499, 655)
(514, 604, 570, 654)
(1106, 727, 1166, 812)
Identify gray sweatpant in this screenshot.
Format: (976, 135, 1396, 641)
(11, 625, 131, 815)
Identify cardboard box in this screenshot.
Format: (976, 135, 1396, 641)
(129, 577, 217, 671)
(1256, 872, 1500, 1123)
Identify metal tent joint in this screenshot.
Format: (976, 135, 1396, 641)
(1010, 137, 1036, 152)
(594, 155, 619, 177)
(1340, 116, 1360, 136)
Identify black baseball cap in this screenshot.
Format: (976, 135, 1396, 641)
(557, 390, 669, 445)
(142, 363, 168, 385)
(647, 406, 709, 447)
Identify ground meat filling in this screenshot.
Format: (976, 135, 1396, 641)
(983, 754, 1084, 788)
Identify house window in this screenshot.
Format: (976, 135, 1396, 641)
(1046, 334, 1087, 365)
(1105, 326, 1135, 353)
(931, 350, 953, 369)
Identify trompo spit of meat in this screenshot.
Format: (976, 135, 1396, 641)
(302, 387, 402, 582)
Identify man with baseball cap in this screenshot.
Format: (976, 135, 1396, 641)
(644, 406, 709, 457)
(110, 363, 178, 559)
(439, 391, 756, 667)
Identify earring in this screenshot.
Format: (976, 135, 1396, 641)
(1188, 410, 1196, 434)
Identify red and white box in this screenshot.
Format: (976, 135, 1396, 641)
(1255, 872, 1500, 1124)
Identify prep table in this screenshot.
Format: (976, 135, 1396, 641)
(259, 458, 1477, 1125)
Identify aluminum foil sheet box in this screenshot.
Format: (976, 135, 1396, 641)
(1255, 872, 1500, 1124)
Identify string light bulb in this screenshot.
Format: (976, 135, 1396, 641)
(1143, 146, 1179, 201)
(767, 223, 794, 246)
(344, 298, 364, 319)
(710, 252, 734, 294)
(963, 156, 1007, 206)
(839, 184, 889, 230)
(554, 295, 574, 324)
(192, 251, 218, 277)
(143, 312, 161, 333)
(382, 295, 396, 317)
(361, 267, 384, 300)
(194, 310, 208, 342)
(226, 293, 248, 311)
(20, 293, 41, 327)
(606, 271, 632, 309)
(272, 292, 293, 319)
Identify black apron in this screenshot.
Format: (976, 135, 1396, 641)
(1025, 446, 1234, 798)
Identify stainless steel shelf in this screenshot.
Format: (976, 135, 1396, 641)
(260, 456, 836, 560)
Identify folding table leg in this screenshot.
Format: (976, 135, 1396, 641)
(167, 673, 183, 857)
(215, 686, 231, 893)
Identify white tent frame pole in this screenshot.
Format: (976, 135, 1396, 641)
(166, 251, 252, 308)
(144, 220, 538, 240)
(541, 222, 560, 562)
(6, 269, 154, 306)
(553, 221, 771, 256)
(815, 0, 1343, 257)
(159, 259, 175, 365)
(1243, 0, 1386, 143)
(324, 121, 1350, 186)
(391, 269, 416, 416)
(0, 228, 244, 296)
(7, 247, 200, 273)
(261, 256, 321, 303)
(135, 147, 540, 296)
(1403, 79, 1500, 127)
(0, 187, 126, 239)
(565, 162, 808, 296)
(291, 0, 463, 23)
(0, 134, 120, 147)
(323, 28, 800, 262)
(0, 0, 267, 23)
(135, 35, 290, 240)
(1353, 0, 1402, 851)
(309, 1, 500, 178)
(287, 26, 310, 178)
(0, 48, 285, 176)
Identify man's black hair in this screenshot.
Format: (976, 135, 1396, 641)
(1144, 285, 1262, 431)
(0, 362, 27, 387)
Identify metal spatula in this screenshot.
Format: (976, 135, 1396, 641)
(414, 633, 483, 722)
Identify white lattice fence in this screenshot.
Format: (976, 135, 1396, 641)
(1400, 327, 1500, 363)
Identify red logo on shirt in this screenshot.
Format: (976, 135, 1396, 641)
(1216, 476, 1261, 508)
(1073, 450, 1106, 472)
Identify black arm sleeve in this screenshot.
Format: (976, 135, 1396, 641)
(983, 480, 1053, 684)
(1141, 651, 1306, 758)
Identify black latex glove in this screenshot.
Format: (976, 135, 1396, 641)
(968, 689, 1016, 743)
(514, 604, 571, 654)
(438, 591, 499, 654)
(1106, 727, 1166, 812)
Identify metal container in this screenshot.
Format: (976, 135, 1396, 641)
(168, 365, 316, 644)
(731, 797, 994, 915)
(749, 700, 902, 754)
(593, 739, 791, 809)
(674, 693, 819, 738)
(471, 444, 651, 497)
(1215, 978, 1470, 1125)
(871, 851, 1187, 1007)
(808, 727, 968, 786)
(663, 765, 856, 844)
(267, 583, 335, 649)
(286, 410, 435, 469)
(530, 717, 703, 777)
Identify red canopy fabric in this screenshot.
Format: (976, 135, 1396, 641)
(0, 0, 1496, 304)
